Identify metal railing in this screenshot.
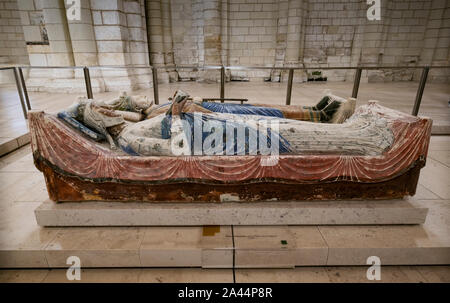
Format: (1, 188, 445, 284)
(2, 64, 449, 119)
(1, 66, 32, 119)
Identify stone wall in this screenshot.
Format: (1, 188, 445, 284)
(0, 0, 28, 65)
(2, 0, 152, 92)
(359, 0, 450, 82)
(0, 0, 448, 91)
(90, 0, 152, 91)
(160, 0, 449, 83)
(227, 0, 278, 80)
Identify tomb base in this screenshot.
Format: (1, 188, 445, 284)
(34, 198, 428, 227)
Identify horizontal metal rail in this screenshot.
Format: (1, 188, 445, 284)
(4, 64, 449, 120)
(18, 65, 85, 69)
(16, 64, 450, 70)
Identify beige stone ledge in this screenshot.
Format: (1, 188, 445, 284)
(34, 198, 429, 227)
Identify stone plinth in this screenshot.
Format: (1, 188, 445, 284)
(2, 223, 450, 268)
(34, 198, 428, 227)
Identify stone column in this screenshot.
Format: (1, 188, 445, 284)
(272, 0, 307, 83)
(41, 0, 75, 78)
(169, 0, 204, 81)
(124, 0, 152, 89)
(360, 0, 392, 82)
(91, 0, 136, 91)
(220, 0, 228, 67)
(193, 0, 204, 67)
(203, 0, 221, 65)
(145, 0, 169, 83)
(271, 0, 289, 82)
(64, 0, 98, 67)
(199, 0, 222, 82)
(160, 0, 178, 81)
(145, 0, 177, 83)
(345, 1, 367, 82)
(63, 0, 105, 92)
(283, 0, 307, 82)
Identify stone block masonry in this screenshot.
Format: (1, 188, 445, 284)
(0, 0, 448, 92)
(0, 0, 28, 65)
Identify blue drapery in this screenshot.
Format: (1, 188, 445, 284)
(200, 102, 284, 118)
(57, 111, 105, 141)
(162, 113, 291, 155)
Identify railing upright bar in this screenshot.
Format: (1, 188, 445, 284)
(152, 67, 159, 105)
(83, 66, 93, 99)
(17, 67, 31, 110)
(220, 66, 225, 102)
(12, 67, 28, 119)
(412, 66, 429, 116)
(352, 67, 362, 98)
(285, 68, 294, 105)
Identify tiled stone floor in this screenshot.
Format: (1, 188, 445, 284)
(0, 266, 449, 283)
(0, 81, 449, 151)
(0, 136, 449, 282)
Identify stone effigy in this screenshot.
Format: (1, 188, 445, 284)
(56, 90, 358, 155)
(145, 91, 356, 123)
(29, 90, 432, 202)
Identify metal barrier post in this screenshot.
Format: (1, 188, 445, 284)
(352, 67, 362, 98)
(412, 66, 429, 116)
(83, 66, 93, 99)
(17, 67, 31, 110)
(13, 67, 28, 119)
(220, 66, 225, 102)
(152, 67, 159, 105)
(285, 68, 294, 105)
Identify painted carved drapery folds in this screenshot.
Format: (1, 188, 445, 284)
(29, 102, 432, 202)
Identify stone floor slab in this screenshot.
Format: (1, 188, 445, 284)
(0, 269, 49, 282)
(235, 267, 331, 283)
(415, 266, 450, 282)
(419, 158, 450, 199)
(233, 226, 297, 268)
(1, 266, 448, 283)
(44, 227, 145, 268)
(324, 266, 428, 283)
(0, 203, 59, 268)
(139, 226, 233, 268)
(320, 225, 450, 265)
(42, 268, 142, 283)
(138, 268, 234, 283)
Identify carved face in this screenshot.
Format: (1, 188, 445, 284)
(130, 95, 152, 111)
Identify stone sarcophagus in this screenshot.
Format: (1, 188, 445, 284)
(29, 101, 432, 202)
